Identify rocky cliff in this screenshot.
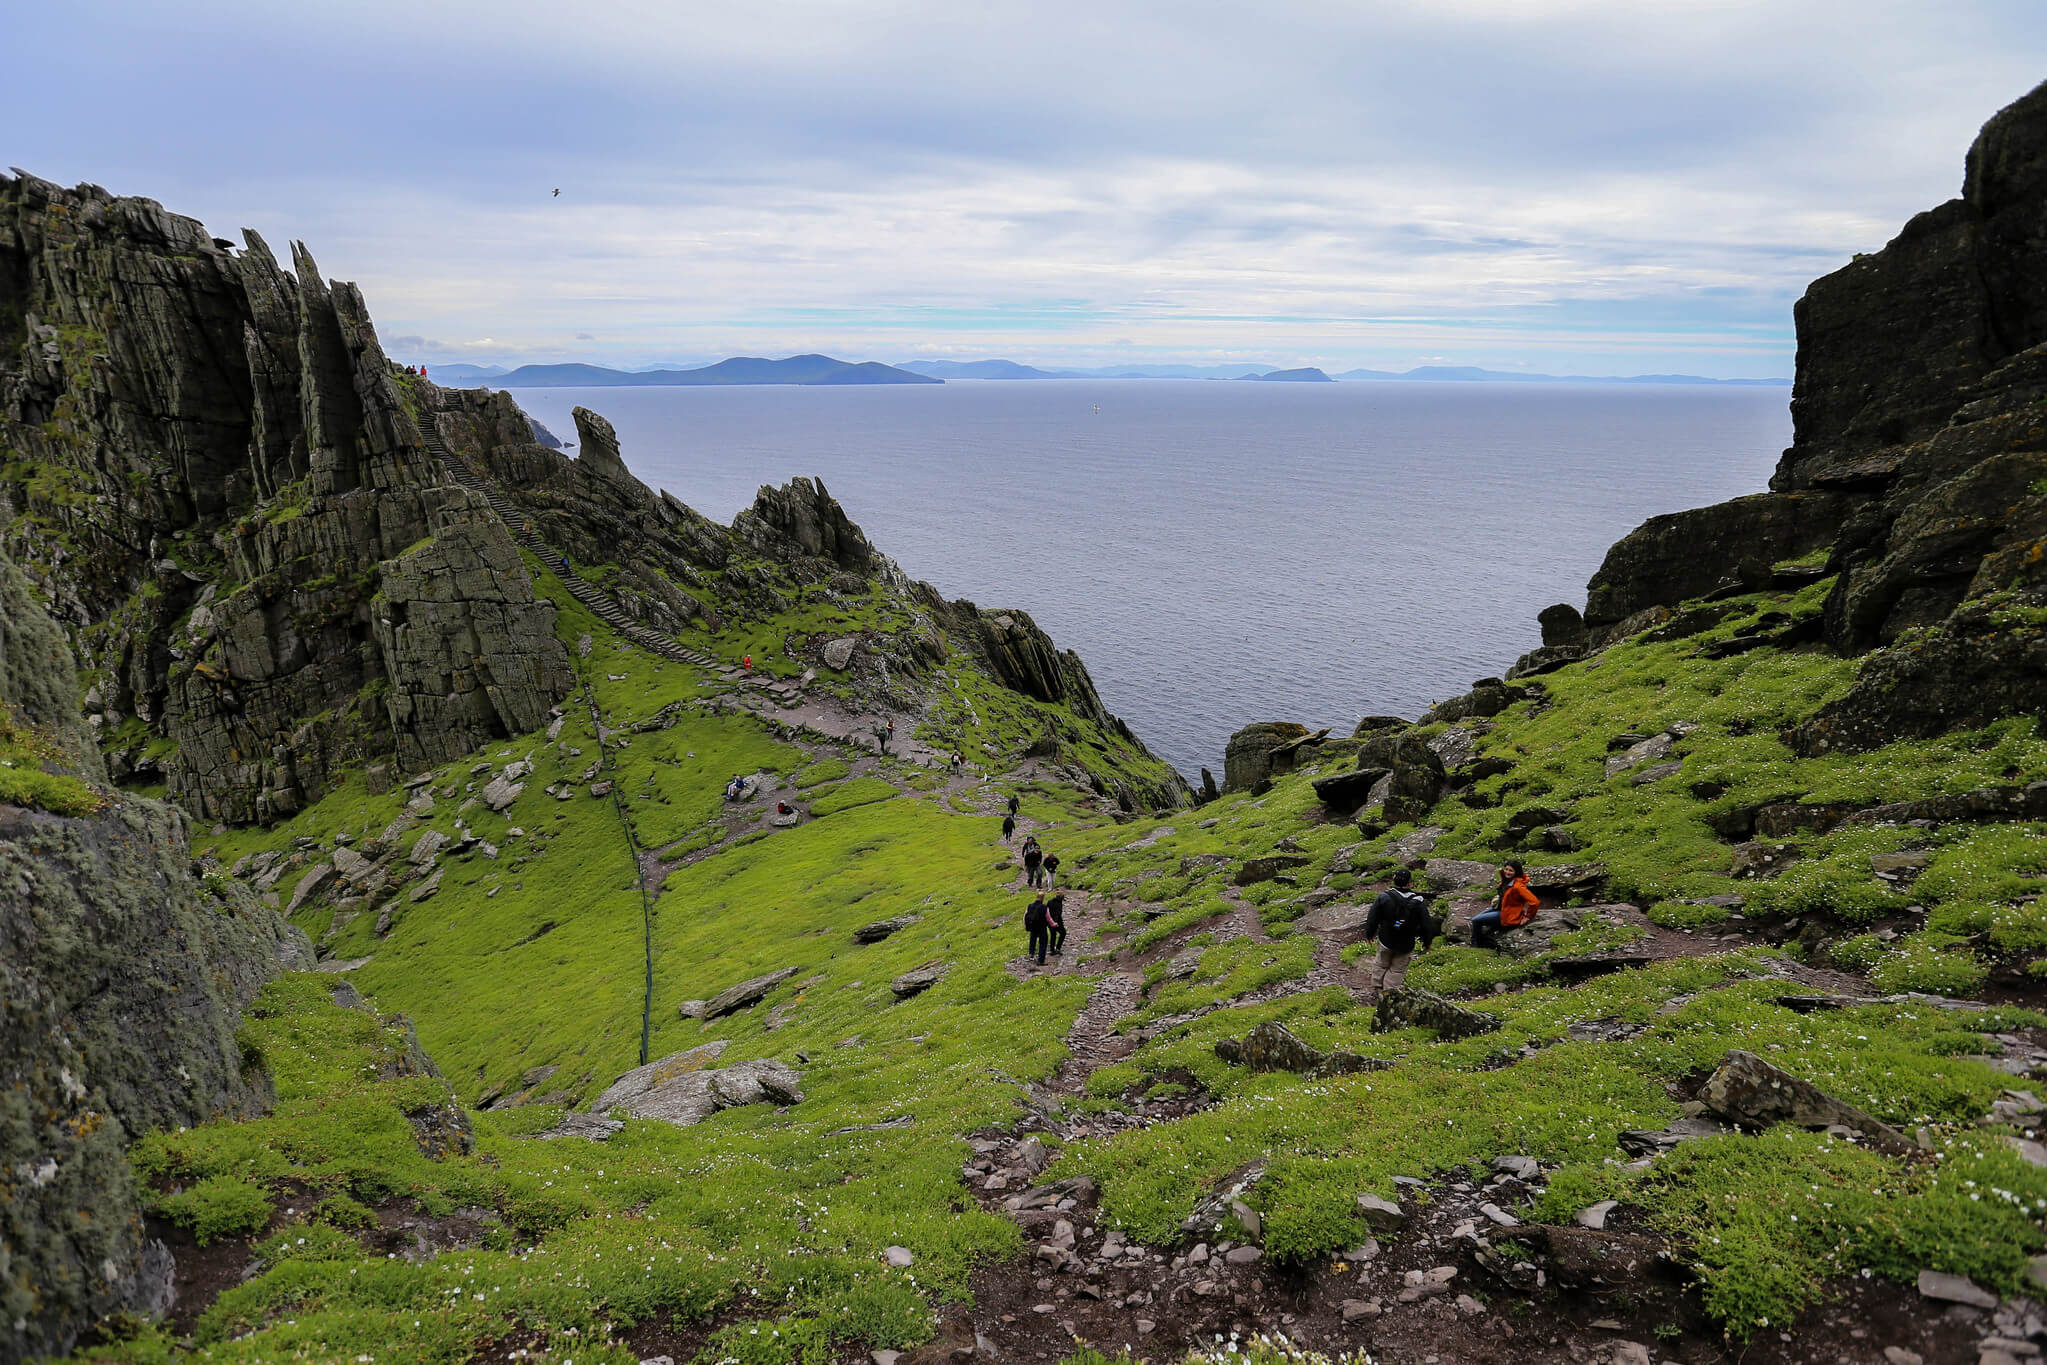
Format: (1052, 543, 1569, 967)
(2, 173, 1185, 822)
(1567, 80, 2047, 751)
(0, 174, 574, 823)
(0, 551, 310, 1362)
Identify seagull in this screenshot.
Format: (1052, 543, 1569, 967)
(552, 188, 560, 197)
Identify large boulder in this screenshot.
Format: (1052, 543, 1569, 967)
(703, 966, 801, 1018)
(1356, 734, 1446, 824)
(585, 1044, 803, 1127)
(1699, 1050, 1912, 1151)
(1373, 988, 1501, 1040)
(1223, 722, 1311, 792)
(1214, 1022, 1388, 1078)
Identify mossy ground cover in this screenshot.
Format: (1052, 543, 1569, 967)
(0, 699, 102, 815)
(96, 530, 2047, 1360)
(1060, 952, 2047, 1336)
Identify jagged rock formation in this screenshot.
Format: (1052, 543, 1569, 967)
(2, 172, 1185, 822)
(733, 474, 878, 573)
(0, 173, 575, 822)
(0, 551, 309, 1360)
(1564, 82, 2047, 750)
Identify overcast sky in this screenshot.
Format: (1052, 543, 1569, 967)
(9, 1, 2045, 376)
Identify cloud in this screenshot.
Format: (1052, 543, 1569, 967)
(8, 1, 2045, 374)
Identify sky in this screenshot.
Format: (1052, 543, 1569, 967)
(8, 1, 2047, 378)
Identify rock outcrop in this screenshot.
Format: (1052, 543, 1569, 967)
(1557, 80, 2047, 751)
(1222, 722, 1310, 792)
(0, 172, 577, 822)
(1, 551, 309, 1359)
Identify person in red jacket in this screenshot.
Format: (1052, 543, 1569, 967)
(1470, 860, 1538, 950)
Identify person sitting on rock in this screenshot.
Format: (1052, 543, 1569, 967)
(776, 801, 794, 816)
(1361, 867, 1435, 994)
(1471, 860, 1538, 950)
(1046, 892, 1067, 956)
(1024, 893, 1050, 966)
(724, 775, 745, 801)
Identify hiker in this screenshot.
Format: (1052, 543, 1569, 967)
(776, 800, 794, 816)
(1471, 860, 1539, 950)
(1361, 867, 1435, 994)
(874, 721, 892, 755)
(1046, 892, 1067, 956)
(1002, 814, 1016, 842)
(1025, 894, 1050, 966)
(724, 775, 745, 802)
(742, 653, 752, 672)
(1042, 850, 1061, 889)
(1007, 794, 1020, 817)
(1023, 842, 1044, 888)
(951, 750, 964, 775)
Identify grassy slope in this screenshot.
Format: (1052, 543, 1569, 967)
(70, 564, 2047, 1361)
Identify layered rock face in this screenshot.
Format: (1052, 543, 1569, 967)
(2, 172, 1185, 820)
(0, 173, 574, 822)
(0, 552, 310, 1360)
(1573, 81, 2047, 749)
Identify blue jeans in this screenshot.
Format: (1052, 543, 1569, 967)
(1470, 909, 1502, 948)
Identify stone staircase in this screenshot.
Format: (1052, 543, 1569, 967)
(415, 416, 806, 708)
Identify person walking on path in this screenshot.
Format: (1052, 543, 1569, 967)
(1024, 894, 1050, 966)
(1471, 860, 1539, 950)
(951, 751, 964, 775)
(1007, 794, 1020, 817)
(1361, 868, 1435, 994)
(1002, 814, 1016, 842)
(1046, 892, 1067, 956)
(1042, 851, 1061, 889)
(1023, 842, 1044, 888)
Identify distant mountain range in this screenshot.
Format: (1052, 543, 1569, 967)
(424, 355, 1790, 387)
(429, 355, 938, 387)
(903, 360, 1787, 384)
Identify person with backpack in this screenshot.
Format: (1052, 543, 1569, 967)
(1042, 851, 1061, 889)
(1002, 814, 1016, 842)
(1471, 860, 1539, 950)
(1022, 840, 1044, 888)
(1046, 892, 1067, 956)
(1360, 867, 1436, 994)
(1024, 894, 1050, 966)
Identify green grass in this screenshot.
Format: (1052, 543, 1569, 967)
(0, 700, 103, 816)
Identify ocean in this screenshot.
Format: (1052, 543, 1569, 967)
(505, 380, 1792, 782)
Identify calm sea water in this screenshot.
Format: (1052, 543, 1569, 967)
(507, 381, 1791, 781)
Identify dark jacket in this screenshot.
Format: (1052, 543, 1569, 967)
(1024, 899, 1048, 931)
(1362, 887, 1436, 957)
(1045, 894, 1065, 928)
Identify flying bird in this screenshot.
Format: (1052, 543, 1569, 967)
(552, 188, 560, 197)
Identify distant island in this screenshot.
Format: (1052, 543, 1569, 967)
(896, 359, 1787, 384)
(426, 355, 1791, 387)
(432, 354, 940, 388)
(1239, 367, 1333, 382)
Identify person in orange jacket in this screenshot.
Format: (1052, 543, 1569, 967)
(1470, 860, 1538, 950)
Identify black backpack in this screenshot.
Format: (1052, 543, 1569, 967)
(1383, 889, 1427, 937)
